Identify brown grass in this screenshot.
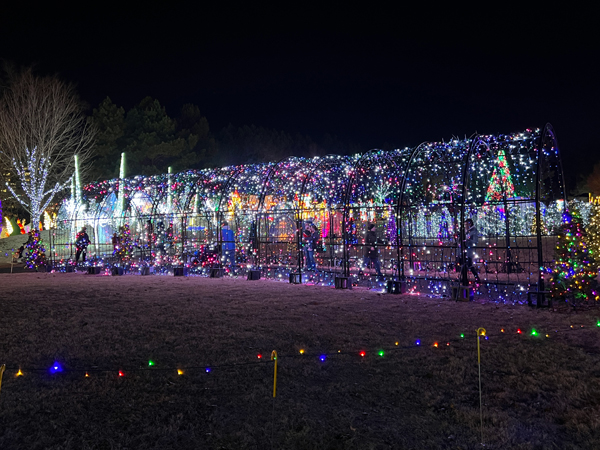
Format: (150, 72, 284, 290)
(1, 273, 600, 449)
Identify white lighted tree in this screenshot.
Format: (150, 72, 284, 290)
(0, 67, 95, 227)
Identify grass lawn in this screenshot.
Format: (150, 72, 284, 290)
(1, 272, 600, 449)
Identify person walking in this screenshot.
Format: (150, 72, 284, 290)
(303, 221, 317, 271)
(462, 218, 481, 283)
(112, 232, 121, 253)
(75, 226, 90, 264)
(221, 221, 236, 267)
(364, 223, 383, 279)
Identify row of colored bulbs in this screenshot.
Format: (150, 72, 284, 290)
(5, 322, 595, 379)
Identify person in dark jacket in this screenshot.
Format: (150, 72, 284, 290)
(75, 227, 90, 263)
(303, 221, 318, 271)
(364, 223, 383, 278)
(221, 221, 236, 267)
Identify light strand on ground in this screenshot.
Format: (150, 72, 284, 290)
(2, 321, 597, 378)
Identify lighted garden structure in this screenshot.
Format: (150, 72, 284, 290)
(52, 125, 565, 301)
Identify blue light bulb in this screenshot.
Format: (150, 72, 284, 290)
(49, 361, 63, 374)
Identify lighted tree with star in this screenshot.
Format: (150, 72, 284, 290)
(550, 212, 599, 303)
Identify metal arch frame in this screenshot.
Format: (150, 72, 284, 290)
(212, 163, 274, 265)
(257, 156, 314, 274)
(535, 123, 567, 295)
(180, 170, 215, 256)
(341, 148, 407, 279)
(339, 149, 382, 277)
(256, 156, 304, 211)
(456, 133, 509, 286)
(296, 155, 352, 277)
(213, 165, 248, 253)
(164, 172, 200, 258)
(458, 135, 492, 285)
(338, 150, 382, 278)
(255, 156, 304, 271)
(539, 123, 567, 209)
(397, 140, 467, 284)
(395, 142, 430, 280)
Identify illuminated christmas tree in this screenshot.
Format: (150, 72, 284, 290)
(551, 212, 598, 303)
(114, 224, 134, 262)
(485, 150, 515, 202)
(24, 229, 47, 270)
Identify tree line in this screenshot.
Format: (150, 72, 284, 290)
(90, 97, 362, 181)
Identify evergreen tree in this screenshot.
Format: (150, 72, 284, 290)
(550, 212, 598, 303)
(90, 97, 210, 179)
(89, 97, 126, 181)
(176, 104, 217, 168)
(123, 97, 200, 175)
(24, 230, 47, 270)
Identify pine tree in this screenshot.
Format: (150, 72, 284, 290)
(24, 230, 47, 270)
(551, 212, 598, 303)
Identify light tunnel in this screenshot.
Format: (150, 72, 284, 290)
(53, 125, 566, 301)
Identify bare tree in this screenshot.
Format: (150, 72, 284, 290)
(0, 67, 95, 227)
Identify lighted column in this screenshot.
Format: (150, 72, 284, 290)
(117, 152, 126, 224)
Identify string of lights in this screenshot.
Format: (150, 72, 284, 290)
(2, 320, 596, 383)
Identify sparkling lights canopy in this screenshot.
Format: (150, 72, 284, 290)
(54, 125, 566, 302)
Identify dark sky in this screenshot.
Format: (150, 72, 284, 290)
(1, 4, 598, 187)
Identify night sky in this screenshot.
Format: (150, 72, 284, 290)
(1, 4, 598, 188)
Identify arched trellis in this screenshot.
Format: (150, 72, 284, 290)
(535, 123, 568, 293)
(53, 127, 567, 301)
(340, 149, 410, 278)
(395, 141, 429, 280)
(294, 155, 351, 274)
(256, 156, 311, 273)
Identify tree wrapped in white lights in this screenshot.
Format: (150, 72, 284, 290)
(0, 67, 96, 228)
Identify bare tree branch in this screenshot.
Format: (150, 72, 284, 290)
(0, 67, 96, 226)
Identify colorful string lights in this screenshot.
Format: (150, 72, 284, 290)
(2, 321, 595, 382)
